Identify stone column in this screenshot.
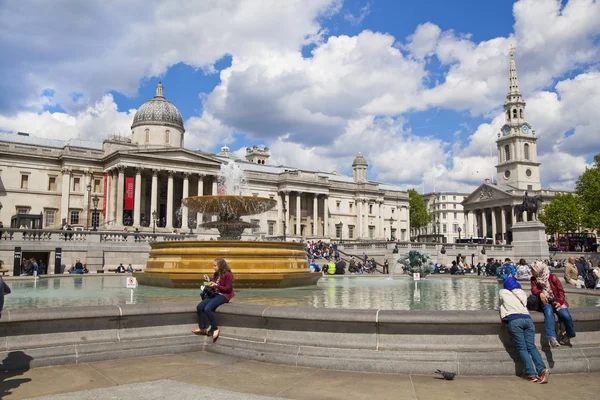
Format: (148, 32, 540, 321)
(464, 211, 470, 238)
(150, 170, 158, 223)
(491, 207, 497, 244)
(284, 191, 290, 235)
(133, 167, 142, 226)
(356, 199, 362, 239)
(60, 168, 71, 224)
(363, 200, 369, 238)
(501, 207, 507, 245)
(295, 192, 302, 236)
(312, 194, 318, 236)
(196, 174, 204, 227)
(323, 196, 329, 237)
(182, 172, 190, 229)
(481, 209, 487, 239)
(166, 171, 174, 229)
(104, 171, 112, 227)
(116, 165, 125, 227)
(379, 202, 384, 239)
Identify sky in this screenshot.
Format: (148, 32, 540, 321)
(0, 0, 599, 193)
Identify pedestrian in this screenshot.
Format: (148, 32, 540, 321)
(530, 260, 576, 347)
(383, 260, 389, 274)
(499, 277, 549, 383)
(192, 258, 235, 342)
(0, 276, 11, 320)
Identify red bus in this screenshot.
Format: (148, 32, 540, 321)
(554, 232, 597, 252)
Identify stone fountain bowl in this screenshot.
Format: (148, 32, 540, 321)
(182, 195, 277, 216)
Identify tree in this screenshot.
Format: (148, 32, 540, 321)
(408, 189, 431, 231)
(538, 193, 582, 235)
(575, 153, 600, 231)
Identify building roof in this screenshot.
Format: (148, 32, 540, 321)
(0, 132, 103, 150)
(131, 83, 184, 132)
(352, 152, 368, 167)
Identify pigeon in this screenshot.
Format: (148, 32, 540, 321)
(435, 369, 457, 380)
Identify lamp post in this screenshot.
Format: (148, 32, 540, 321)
(282, 200, 287, 242)
(389, 216, 395, 240)
(152, 210, 157, 234)
(86, 182, 92, 230)
(458, 226, 462, 242)
(92, 196, 99, 231)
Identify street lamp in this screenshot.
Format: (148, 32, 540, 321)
(92, 196, 99, 231)
(389, 216, 395, 240)
(458, 226, 462, 242)
(282, 200, 287, 242)
(86, 181, 92, 230)
(152, 210, 157, 234)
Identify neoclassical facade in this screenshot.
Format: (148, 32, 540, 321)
(0, 83, 410, 241)
(462, 52, 563, 244)
(412, 192, 471, 243)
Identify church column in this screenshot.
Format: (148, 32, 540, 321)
(501, 207, 507, 245)
(166, 171, 174, 229)
(363, 200, 369, 238)
(491, 207, 497, 244)
(133, 167, 142, 227)
(481, 209, 488, 239)
(60, 168, 71, 224)
(323, 195, 329, 237)
(356, 199, 362, 239)
(182, 172, 189, 229)
(284, 191, 290, 235)
(116, 165, 125, 227)
(196, 174, 204, 227)
(150, 169, 158, 223)
(295, 192, 302, 236)
(312, 194, 318, 236)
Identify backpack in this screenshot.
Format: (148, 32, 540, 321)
(496, 265, 509, 280)
(582, 269, 598, 289)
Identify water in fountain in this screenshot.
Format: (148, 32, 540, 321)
(218, 161, 247, 195)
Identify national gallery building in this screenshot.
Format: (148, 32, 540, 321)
(0, 83, 410, 242)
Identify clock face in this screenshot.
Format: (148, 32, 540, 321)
(521, 125, 529, 133)
(503, 126, 510, 135)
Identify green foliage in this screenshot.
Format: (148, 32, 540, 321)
(538, 193, 582, 235)
(397, 250, 434, 277)
(575, 154, 600, 231)
(408, 189, 431, 230)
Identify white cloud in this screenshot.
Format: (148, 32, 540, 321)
(344, 1, 372, 27)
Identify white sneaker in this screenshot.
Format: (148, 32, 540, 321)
(549, 337, 561, 347)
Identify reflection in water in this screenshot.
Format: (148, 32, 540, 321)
(4, 276, 600, 311)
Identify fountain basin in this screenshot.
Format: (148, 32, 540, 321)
(136, 240, 320, 288)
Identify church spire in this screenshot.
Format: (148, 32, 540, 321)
(508, 48, 521, 96)
(155, 82, 164, 98)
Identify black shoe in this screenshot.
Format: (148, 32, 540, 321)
(207, 328, 215, 337)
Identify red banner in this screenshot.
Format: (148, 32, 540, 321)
(124, 177, 134, 210)
(103, 173, 108, 216)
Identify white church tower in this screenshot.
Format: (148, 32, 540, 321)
(496, 50, 541, 191)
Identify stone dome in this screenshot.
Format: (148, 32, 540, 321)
(131, 83, 185, 132)
(352, 152, 368, 167)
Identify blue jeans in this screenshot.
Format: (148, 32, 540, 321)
(506, 317, 546, 376)
(196, 294, 228, 330)
(542, 304, 576, 339)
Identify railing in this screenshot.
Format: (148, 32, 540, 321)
(0, 228, 194, 243)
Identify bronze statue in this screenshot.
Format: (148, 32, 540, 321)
(514, 191, 543, 221)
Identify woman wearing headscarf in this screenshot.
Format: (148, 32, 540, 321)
(530, 260, 576, 347)
(499, 277, 548, 383)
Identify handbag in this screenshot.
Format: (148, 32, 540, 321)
(526, 294, 541, 312)
(200, 285, 216, 300)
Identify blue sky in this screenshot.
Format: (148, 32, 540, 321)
(0, 0, 598, 192)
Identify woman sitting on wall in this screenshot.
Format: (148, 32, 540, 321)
(192, 258, 235, 342)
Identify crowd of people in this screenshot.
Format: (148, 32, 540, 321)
(305, 240, 340, 261)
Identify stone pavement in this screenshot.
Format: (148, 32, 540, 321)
(1, 351, 598, 400)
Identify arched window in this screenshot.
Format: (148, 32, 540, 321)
(519, 109, 523, 119)
(165, 130, 170, 144)
(512, 109, 517, 118)
(504, 145, 511, 161)
(144, 129, 149, 143)
(524, 143, 530, 160)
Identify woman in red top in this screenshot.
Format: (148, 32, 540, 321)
(530, 260, 576, 348)
(192, 258, 235, 341)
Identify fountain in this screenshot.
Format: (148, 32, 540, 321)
(135, 162, 321, 288)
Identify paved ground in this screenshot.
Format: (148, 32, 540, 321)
(1, 351, 598, 400)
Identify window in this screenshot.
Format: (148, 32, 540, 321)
(48, 176, 57, 191)
(442, 196, 446, 200)
(524, 143, 530, 160)
(443, 224, 447, 233)
(368, 226, 375, 239)
(70, 210, 80, 225)
(73, 177, 80, 192)
(94, 179, 101, 193)
(453, 196, 456, 200)
(442, 212, 446, 219)
(504, 145, 511, 161)
(453, 223, 458, 233)
(17, 207, 29, 214)
(526, 169, 532, 177)
(391, 208, 395, 215)
(45, 209, 56, 227)
(336, 224, 342, 239)
(20, 174, 29, 189)
(527, 185, 533, 191)
(453, 204, 456, 209)
(401, 229, 406, 241)
(144, 129, 150, 143)
(251, 219, 260, 233)
(349, 203, 353, 212)
(165, 130, 170, 144)
(91, 212, 100, 228)
(267, 221, 275, 235)
(348, 225, 355, 239)
(512, 109, 517, 118)
(442, 204, 446, 209)
(336, 201, 341, 211)
(369, 204, 373, 214)
(454, 212, 457, 219)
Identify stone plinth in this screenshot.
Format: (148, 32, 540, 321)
(511, 221, 549, 261)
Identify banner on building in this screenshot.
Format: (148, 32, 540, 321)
(124, 177, 134, 210)
(103, 173, 108, 216)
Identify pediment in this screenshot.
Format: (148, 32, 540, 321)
(123, 148, 223, 166)
(462, 183, 516, 205)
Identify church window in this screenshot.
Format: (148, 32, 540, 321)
(519, 109, 523, 119)
(524, 143, 530, 160)
(144, 129, 149, 143)
(512, 109, 517, 119)
(504, 145, 511, 161)
(165, 130, 170, 144)
(504, 170, 511, 179)
(526, 169, 532, 177)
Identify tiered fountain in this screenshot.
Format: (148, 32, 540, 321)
(135, 162, 320, 288)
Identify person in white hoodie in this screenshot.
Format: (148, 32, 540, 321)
(499, 277, 549, 383)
